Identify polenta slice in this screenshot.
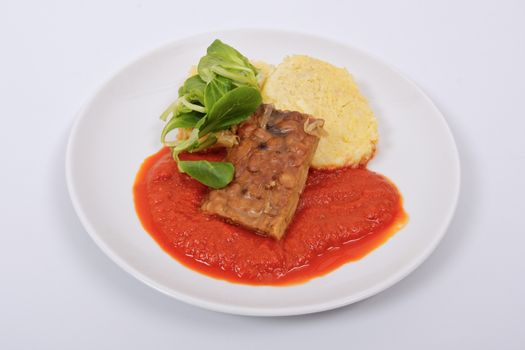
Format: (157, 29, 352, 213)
(262, 55, 378, 168)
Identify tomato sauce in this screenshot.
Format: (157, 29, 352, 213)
(134, 147, 407, 285)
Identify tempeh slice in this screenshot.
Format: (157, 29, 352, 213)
(201, 104, 323, 239)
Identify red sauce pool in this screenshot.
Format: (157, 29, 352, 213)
(134, 147, 407, 285)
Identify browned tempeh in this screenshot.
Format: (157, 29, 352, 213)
(201, 104, 323, 239)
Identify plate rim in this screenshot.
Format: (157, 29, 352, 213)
(66, 28, 461, 316)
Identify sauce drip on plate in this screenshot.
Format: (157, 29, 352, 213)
(134, 147, 407, 285)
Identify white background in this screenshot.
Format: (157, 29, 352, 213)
(1, 0, 524, 349)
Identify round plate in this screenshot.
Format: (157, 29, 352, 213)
(66, 29, 460, 316)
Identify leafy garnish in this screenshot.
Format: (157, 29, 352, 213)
(198, 40, 259, 87)
(177, 160, 234, 189)
(200, 86, 262, 135)
(160, 111, 202, 145)
(204, 76, 234, 108)
(189, 133, 218, 153)
(179, 75, 206, 104)
(158, 40, 262, 188)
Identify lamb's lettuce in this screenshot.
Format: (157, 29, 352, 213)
(158, 40, 262, 189)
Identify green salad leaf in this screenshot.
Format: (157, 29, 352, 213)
(198, 39, 259, 87)
(189, 133, 218, 153)
(204, 76, 234, 108)
(158, 39, 262, 188)
(179, 75, 206, 104)
(159, 99, 189, 122)
(177, 160, 234, 189)
(171, 117, 207, 155)
(200, 86, 262, 135)
(160, 111, 203, 144)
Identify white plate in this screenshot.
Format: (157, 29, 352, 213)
(66, 29, 460, 316)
